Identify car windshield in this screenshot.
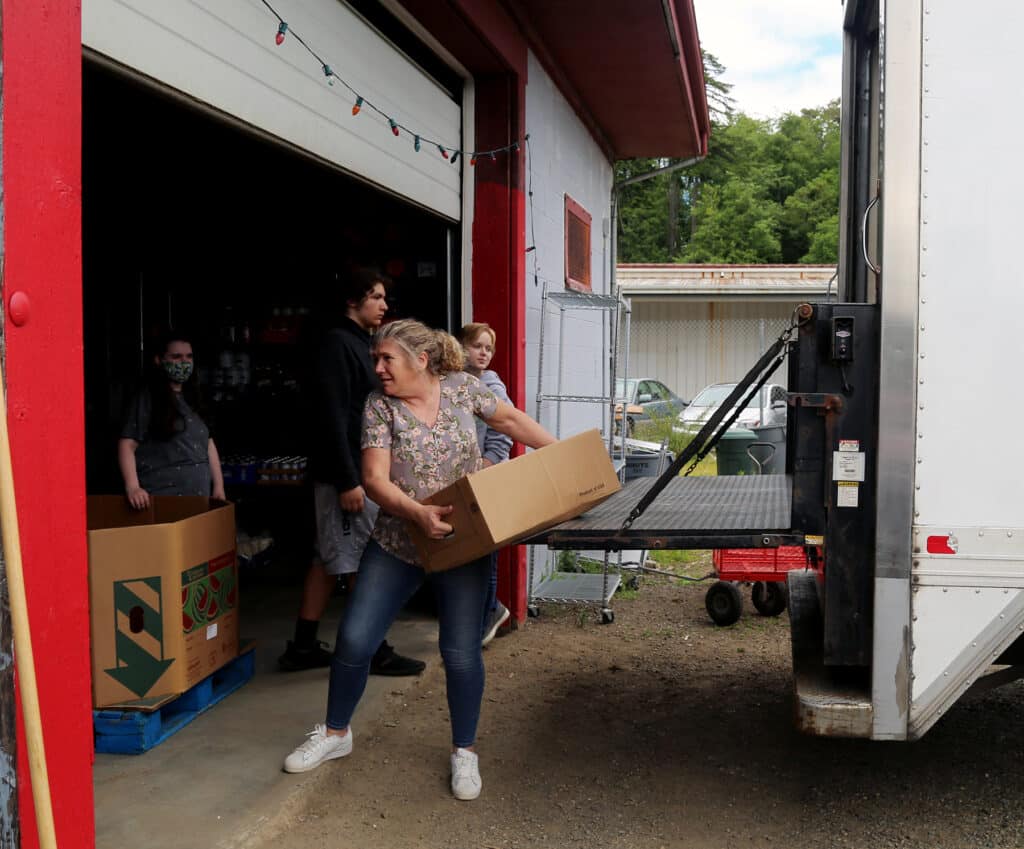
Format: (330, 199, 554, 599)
(743, 389, 773, 411)
(615, 379, 637, 401)
(690, 384, 772, 410)
(690, 384, 737, 407)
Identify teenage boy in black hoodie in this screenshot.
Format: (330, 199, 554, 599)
(280, 268, 424, 676)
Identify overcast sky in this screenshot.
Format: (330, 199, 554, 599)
(692, 0, 844, 119)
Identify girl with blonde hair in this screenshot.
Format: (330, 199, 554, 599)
(459, 322, 513, 644)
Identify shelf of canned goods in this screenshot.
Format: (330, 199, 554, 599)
(221, 454, 309, 486)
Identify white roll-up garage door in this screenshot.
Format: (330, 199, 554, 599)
(83, 0, 462, 220)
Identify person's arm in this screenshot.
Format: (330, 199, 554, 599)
(481, 375, 513, 466)
(318, 333, 362, 493)
(362, 447, 453, 539)
(320, 336, 367, 511)
(117, 438, 150, 510)
(482, 402, 556, 450)
(207, 438, 226, 500)
(481, 427, 513, 466)
(119, 389, 152, 509)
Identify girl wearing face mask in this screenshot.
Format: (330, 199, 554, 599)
(118, 331, 225, 509)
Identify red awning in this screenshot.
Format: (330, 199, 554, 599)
(513, 0, 709, 159)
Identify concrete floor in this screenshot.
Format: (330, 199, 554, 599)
(92, 568, 438, 849)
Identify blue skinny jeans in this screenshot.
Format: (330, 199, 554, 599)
(326, 540, 490, 748)
(481, 550, 499, 637)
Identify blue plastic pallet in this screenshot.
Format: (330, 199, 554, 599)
(94, 647, 255, 754)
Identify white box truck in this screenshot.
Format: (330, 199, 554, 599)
(534, 0, 1024, 740)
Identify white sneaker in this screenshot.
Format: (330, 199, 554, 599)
(450, 748, 481, 800)
(283, 724, 352, 773)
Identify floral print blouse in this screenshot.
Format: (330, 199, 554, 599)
(362, 370, 499, 565)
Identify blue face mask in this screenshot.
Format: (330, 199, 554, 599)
(162, 360, 194, 384)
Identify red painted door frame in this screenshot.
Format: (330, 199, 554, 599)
(470, 72, 528, 622)
(2, 2, 94, 848)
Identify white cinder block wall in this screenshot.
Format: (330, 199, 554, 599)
(524, 51, 615, 438)
(523, 51, 616, 589)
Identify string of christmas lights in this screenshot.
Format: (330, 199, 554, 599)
(260, 0, 525, 165)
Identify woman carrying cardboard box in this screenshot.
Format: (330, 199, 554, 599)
(283, 319, 555, 801)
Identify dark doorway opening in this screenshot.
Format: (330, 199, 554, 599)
(83, 58, 458, 506)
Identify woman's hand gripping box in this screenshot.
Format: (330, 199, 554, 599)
(408, 429, 620, 572)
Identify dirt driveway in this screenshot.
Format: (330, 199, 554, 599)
(252, 555, 1024, 849)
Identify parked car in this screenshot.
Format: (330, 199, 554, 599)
(614, 378, 688, 435)
(674, 382, 787, 433)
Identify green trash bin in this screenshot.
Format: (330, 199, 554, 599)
(715, 428, 758, 476)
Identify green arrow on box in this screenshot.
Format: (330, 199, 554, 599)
(105, 577, 175, 698)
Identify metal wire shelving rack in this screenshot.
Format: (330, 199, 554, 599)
(526, 283, 629, 623)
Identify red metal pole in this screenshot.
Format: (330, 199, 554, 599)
(2, 1, 94, 847)
(472, 72, 528, 622)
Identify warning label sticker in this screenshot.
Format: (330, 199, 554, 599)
(833, 451, 866, 482)
(837, 481, 859, 508)
(838, 439, 860, 452)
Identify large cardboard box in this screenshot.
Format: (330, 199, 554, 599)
(87, 496, 239, 709)
(409, 429, 620, 572)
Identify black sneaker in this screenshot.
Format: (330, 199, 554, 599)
(370, 642, 425, 676)
(278, 640, 333, 672)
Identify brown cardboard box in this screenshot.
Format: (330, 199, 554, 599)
(86, 496, 239, 708)
(409, 429, 620, 572)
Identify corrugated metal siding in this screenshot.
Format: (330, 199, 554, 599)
(625, 300, 798, 402)
(83, 0, 463, 219)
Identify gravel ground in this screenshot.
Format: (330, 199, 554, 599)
(252, 554, 1024, 849)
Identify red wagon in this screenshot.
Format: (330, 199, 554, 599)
(705, 546, 820, 626)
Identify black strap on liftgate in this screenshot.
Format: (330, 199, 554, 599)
(618, 316, 802, 533)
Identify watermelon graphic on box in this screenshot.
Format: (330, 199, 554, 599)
(181, 553, 237, 635)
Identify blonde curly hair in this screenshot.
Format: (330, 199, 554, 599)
(373, 319, 464, 375)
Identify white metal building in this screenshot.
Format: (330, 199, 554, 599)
(617, 264, 835, 401)
(524, 51, 616, 438)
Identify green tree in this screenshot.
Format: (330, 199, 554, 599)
(803, 213, 840, 263)
(614, 50, 841, 266)
(780, 168, 839, 261)
(615, 157, 673, 263)
(703, 51, 735, 125)
(681, 181, 781, 263)
(614, 52, 734, 262)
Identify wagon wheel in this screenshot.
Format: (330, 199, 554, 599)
(751, 581, 787, 616)
(705, 581, 742, 626)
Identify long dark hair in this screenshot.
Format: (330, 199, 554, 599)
(145, 330, 205, 441)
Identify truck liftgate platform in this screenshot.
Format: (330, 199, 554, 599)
(528, 474, 802, 552)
